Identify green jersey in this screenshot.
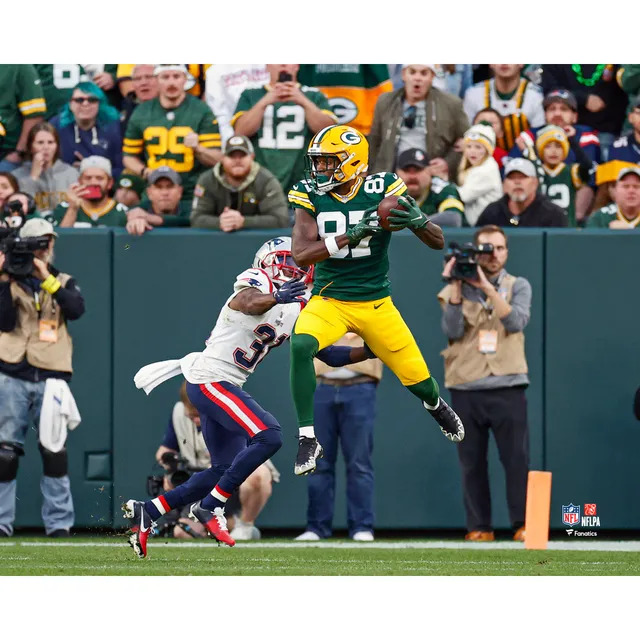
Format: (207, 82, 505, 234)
(539, 163, 583, 227)
(418, 177, 465, 218)
(50, 199, 128, 228)
(586, 203, 640, 229)
(232, 85, 337, 193)
(0, 65, 46, 157)
(123, 94, 220, 200)
(34, 64, 89, 120)
(289, 172, 407, 301)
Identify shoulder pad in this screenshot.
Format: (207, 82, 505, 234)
(233, 268, 274, 295)
(292, 180, 312, 194)
(431, 177, 449, 194)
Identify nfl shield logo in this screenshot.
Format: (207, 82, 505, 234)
(562, 504, 580, 527)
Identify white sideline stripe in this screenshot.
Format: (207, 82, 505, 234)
(2, 540, 640, 552)
(204, 382, 261, 435)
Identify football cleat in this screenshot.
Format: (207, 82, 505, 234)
(294, 436, 324, 476)
(123, 499, 154, 559)
(425, 398, 465, 443)
(188, 501, 235, 547)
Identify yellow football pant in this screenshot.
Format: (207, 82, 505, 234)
(294, 295, 430, 385)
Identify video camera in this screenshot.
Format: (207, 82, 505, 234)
(146, 451, 194, 498)
(443, 241, 494, 282)
(0, 226, 50, 278)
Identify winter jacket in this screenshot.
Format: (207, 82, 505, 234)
(190, 161, 289, 230)
(12, 160, 79, 214)
(368, 86, 469, 176)
(457, 156, 504, 226)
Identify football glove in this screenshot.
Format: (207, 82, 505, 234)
(346, 206, 381, 245)
(273, 278, 307, 304)
(388, 195, 429, 231)
(363, 343, 377, 359)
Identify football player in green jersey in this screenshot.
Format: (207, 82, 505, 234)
(123, 65, 221, 202)
(232, 64, 338, 193)
(288, 124, 465, 476)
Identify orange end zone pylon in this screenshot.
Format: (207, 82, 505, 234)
(524, 470, 552, 550)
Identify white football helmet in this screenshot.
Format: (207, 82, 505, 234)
(252, 236, 314, 288)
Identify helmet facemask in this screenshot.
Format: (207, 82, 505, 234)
(306, 152, 353, 193)
(260, 250, 314, 288)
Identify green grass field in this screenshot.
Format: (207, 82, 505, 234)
(1, 538, 639, 575)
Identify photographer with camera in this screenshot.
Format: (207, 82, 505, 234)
(0, 218, 85, 538)
(437, 225, 531, 543)
(148, 382, 277, 540)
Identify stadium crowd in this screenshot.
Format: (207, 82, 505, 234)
(1, 63, 639, 232)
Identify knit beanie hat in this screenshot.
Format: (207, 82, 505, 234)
(464, 124, 496, 156)
(535, 125, 569, 160)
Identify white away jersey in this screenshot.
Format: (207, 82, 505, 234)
(184, 267, 308, 387)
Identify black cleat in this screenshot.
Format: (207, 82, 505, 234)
(122, 499, 154, 558)
(294, 436, 324, 476)
(425, 399, 465, 443)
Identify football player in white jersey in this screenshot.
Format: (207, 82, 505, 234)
(123, 236, 377, 557)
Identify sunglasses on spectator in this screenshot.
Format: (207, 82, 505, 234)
(71, 96, 99, 105)
(404, 106, 417, 130)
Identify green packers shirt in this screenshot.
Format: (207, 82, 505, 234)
(289, 172, 407, 301)
(232, 85, 337, 193)
(0, 65, 46, 157)
(586, 203, 640, 229)
(418, 177, 465, 219)
(540, 163, 584, 227)
(51, 199, 128, 227)
(123, 94, 221, 199)
(34, 64, 89, 120)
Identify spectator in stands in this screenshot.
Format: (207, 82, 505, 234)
(191, 135, 289, 231)
(118, 64, 159, 132)
(432, 65, 474, 99)
(297, 64, 393, 135)
(114, 173, 147, 208)
(50, 82, 123, 179)
(587, 167, 640, 229)
(369, 64, 469, 179)
(476, 158, 568, 227)
(618, 65, 640, 134)
(155, 382, 277, 541)
(0, 173, 19, 210)
(464, 65, 545, 152)
(52, 156, 127, 228)
(232, 64, 337, 193)
(471, 108, 509, 168)
(11, 123, 79, 216)
(456, 125, 503, 226)
(204, 65, 269, 144)
(123, 65, 222, 205)
(394, 148, 465, 227)
(0, 65, 46, 172)
(541, 65, 628, 161)
(438, 225, 531, 542)
(126, 167, 189, 236)
(511, 89, 600, 220)
(33, 64, 89, 121)
(295, 333, 381, 543)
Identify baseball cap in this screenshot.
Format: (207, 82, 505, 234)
(148, 166, 182, 186)
(223, 135, 255, 156)
(617, 166, 640, 181)
(116, 173, 147, 198)
(504, 158, 537, 178)
(19, 218, 58, 239)
(543, 89, 578, 111)
(397, 148, 430, 170)
(79, 156, 112, 177)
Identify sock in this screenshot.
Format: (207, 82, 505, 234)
(201, 428, 282, 511)
(407, 377, 440, 408)
(144, 466, 222, 520)
(299, 426, 315, 438)
(290, 332, 320, 427)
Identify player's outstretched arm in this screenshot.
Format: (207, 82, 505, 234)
(228, 288, 278, 316)
(292, 208, 381, 267)
(315, 343, 377, 367)
(413, 219, 445, 250)
(388, 196, 444, 250)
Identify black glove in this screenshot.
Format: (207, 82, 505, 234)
(274, 278, 307, 304)
(363, 343, 377, 359)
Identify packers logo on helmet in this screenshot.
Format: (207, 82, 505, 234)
(306, 124, 369, 193)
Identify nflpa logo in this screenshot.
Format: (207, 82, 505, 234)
(584, 504, 597, 516)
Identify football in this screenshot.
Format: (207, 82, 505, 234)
(376, 195, 407, 232)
